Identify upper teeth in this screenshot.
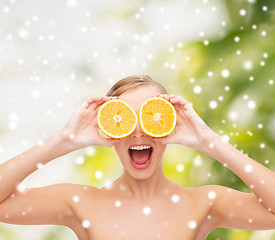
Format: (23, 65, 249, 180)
(130, 145, 152, 150)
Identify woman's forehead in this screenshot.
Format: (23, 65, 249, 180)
(119, 85, 160, 110)
(119, 85, 159, 99)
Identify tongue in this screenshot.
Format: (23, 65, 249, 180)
(130, 149, 151, 164)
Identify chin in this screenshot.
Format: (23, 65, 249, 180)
(121, 163, 153, 180)
(129, 170, 153, 180)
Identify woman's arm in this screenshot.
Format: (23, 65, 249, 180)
(153, 93, 275, 230)
(0, 132, 77, 226)
(199, 131, 275, 215)
(0, 96, 120, 227)
(0, 132, 71, 204)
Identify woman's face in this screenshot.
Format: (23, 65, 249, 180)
(113, 85, 167, 180)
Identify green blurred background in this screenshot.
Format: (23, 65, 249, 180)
(0, 0, 274, 239)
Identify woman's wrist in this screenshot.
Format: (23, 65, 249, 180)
(195, 129, 220, 154)
(55, 130, 77, 154)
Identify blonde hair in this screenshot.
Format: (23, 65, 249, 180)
(106, 75, 168, 97)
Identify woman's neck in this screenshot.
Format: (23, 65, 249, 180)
(115, 165, 171, 201)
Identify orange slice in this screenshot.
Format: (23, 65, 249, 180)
(138, 97, 177, 137)
(97, 99, 138, 139)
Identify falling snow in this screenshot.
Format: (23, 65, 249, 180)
(82, 220, 90, 228)
(221, 135, 230, 142)
(76, 156, 84, 165)
(143, 206, 151, 215)
(244, 164, 253, 173)
(115, 200, 122, 207)
(209, 100, 218, 109)
(247, 100, 256, 109)
(234, 36, 240, 42)
(188, 220, 197, 229)
(221, 69, 230, 78)
(176, 163, 184, 172)
(239, 9, 246, 16)
(243, 61, 253, 70)
(0, 1, 274, 239)
(73, 196, 80, 203)
(260, 143, 265, 148)
(208, 191, 216, 200)
(104, 180, 113, 189)
(37, 163, 43, 169)
(95, 171, 103, 179)
(171, 194, 180, 203)
(194, 155, 202, 167)
(224, 85, 230, 91)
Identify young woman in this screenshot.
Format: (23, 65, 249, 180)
(0, 75, 274, 240)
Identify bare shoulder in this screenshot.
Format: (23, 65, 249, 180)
(58, 183, 99, 226)
(186, 184, 225, 196)
(60, 183, 99, 204)
(184, 185, 226, 229)
(0, 182, 98, 229)
(59, 182, 98, 194)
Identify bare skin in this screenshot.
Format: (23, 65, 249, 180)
(0, 85, 274, 240)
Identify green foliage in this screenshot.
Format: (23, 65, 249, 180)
(78, 145, 123, 188)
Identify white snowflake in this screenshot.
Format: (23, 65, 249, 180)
(243, 61, 253, 70)
(95, 171, 103, 179)
(209, 101, 217, 109)
(115, 200, 121, 207)
(221, 135, 230, 142)
(82, 220, 90, 228)
(143, 206, 151, 215)
(244, 164, 253, 173)
(239, 9, 246, 16)
(193, 85, 202, 94)
(76, 156, 84, 165)
(171, 194, 180, 203)
(247, 100, 256, 109)
(73, 196, 80, 203)
(208, 191, 216, 200)
(188, 220, 197, 229)
(176, 164, 184, 172)
(221, 69, 230, 78)
(260, 143, 265, 148)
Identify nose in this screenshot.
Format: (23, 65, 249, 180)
(131, 121, 146, 138)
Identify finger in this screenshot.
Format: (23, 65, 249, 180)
(157, 94, 189, 105)
(86, 96, 118, 105)
(170, 98, 189, 106)
(77, 100, 92, 112)
(84, 97, 104, 110)
(86, 96, 103, 103)
(182, 103, 208, 128)
(162, 94, 177, 100)
(87, 96, 119, 111)
(156, 94, 168, 98)
(169, 96, 191, 109)
(102, 96, 119, 101)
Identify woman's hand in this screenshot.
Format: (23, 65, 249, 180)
(151, 94, 215, 151)
(58, 96, 121, 151)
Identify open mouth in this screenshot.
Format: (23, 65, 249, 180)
(127, 145, 154, 169)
